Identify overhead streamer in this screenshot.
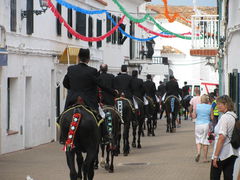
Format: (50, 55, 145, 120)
(47, 0, 125, 42)
(55, 0, 107, 14)
(137, 23, 191, 38)
(107, 14, 158, 42)
(55, 0, 195, 40)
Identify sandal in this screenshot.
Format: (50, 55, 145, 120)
(195, 154, 200, 162)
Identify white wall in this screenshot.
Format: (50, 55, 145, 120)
(223, 0, 240, 94)
(0, 54, 56, 153)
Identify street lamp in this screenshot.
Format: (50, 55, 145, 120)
(21, 0, 48, 20)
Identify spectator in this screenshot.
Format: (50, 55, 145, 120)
(193, 94, 212, 163)
(210, 95, 239, 180)
(189, 89, 201, 122)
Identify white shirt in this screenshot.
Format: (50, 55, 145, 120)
(212, 111, 239, 160)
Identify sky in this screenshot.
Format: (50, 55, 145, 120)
(151, 0, 217, 7)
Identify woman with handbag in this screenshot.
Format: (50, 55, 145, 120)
(210, 95, 239, 180)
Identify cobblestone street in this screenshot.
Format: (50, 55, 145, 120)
(0, 119, 213, 180)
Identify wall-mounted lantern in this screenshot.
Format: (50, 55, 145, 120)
(21, 0, 48, 20)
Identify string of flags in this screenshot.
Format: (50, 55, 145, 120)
(48, 0, 198, 42)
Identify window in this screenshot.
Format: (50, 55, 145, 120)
(76, 12, 86, 36)
(96, 19, 102, 48)
(10, 0, 16, 32)
(112, 15, 117, 44)
(7, 77, 18, 133)
(56, 3, 62, 36)
(88, 16, 93, 47)
(106, 13, 111, 42)
(26, 0, 34, 35)
(67, 9, 72, 38)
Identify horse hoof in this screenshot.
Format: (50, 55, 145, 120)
(166, 129, 169, 133)
(137, 144, 142, 149)
(152, 133, 155, 136)
(109, 168, 114, 173)
(94, 165, 98, 170)
(105, 163, 110, 170)
(132, 142, 136, 148)
(123, 152, 128, 156)
(100, 161, 106, 168)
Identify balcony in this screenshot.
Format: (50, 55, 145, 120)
(191, 15, 219, 57)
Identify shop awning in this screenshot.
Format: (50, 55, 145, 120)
(59, 47, 80, 65)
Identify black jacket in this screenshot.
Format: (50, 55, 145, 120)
(143, 80, 156, 101)
(157, 84, 166, 97)
(165, 80, 181, 97)
(98, 72, 115, 106)
(113, 73, 133, 99)
(182, 85, 189, 97)
(131, 77, 145, 100)
(63, 63, 114, 110)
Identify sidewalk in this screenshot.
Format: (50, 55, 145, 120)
(0, 119, 214, 180)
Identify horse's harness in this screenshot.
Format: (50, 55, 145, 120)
(164, 95, 181, 104)
(115, 97, 135, 115)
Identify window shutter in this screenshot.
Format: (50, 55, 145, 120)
(106, 13, 111, 42)
(10, 0, 16, 32)
(88, 16, 93, 47)
(76, 12, 86, 36)
(67, 9, 72, 38)
(97, 19, 102, 48)
(117, 17, 122, 44)
(26, 0, 34, 35)
(56, 3, 62, 36)
(112, 15, 116, 44)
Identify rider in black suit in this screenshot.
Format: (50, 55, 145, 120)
(143, 74, 157, 102)
(98, 64, 115, 106)
(113, 65, 133, 100)
(63, 48, 115, 144)
(182, 81, 189, 98)
(131, 70, 145, 100)
(165, 75, 182, 98)
(63, 49, 115, 110)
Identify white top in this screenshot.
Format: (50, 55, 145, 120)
(212, 111, 239, 160)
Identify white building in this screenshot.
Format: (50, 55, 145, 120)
(0, 0, 154, 154)
(152, 19, 218, 88)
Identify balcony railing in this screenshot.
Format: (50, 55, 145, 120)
(191, 15, 219, 49)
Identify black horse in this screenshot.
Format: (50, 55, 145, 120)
(115, 97, 135, 156)
(164, 95, 180, 133)
(132, 96, 145, 148)
(97, 105, 122, 173)
(59, 104, 100, 180)
(145, 96, 158, 136)
(181, 95, 193, 120)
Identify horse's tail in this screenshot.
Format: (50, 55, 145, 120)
(63, 108, 82, 152)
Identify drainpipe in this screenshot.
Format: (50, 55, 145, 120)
(0, 25, 6, 48)
(0, 24, 6, 154)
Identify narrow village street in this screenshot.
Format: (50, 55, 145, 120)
(0, 119, 214, 180)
